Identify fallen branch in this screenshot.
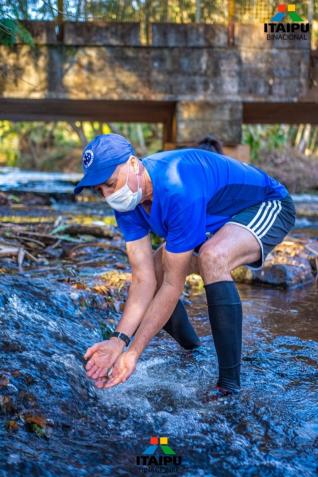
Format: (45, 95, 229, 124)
(0, 244, 20, 257)
(304, 243, 318, 256)
(18, 247, 25, 271)
(67, 242, 127, 259)
(4, 230, 83, 244)
(25, 250, 41, 262)
(7, 234, 46, 248)
(51, 223, 114, 239)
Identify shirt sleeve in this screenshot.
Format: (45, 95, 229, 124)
(165, 197, 207, 253)
(114, 208, 150, 242)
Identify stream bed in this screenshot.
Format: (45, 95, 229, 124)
(0, 168, 317, 477)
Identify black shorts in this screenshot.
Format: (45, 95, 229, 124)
(193, 193, 296, 270)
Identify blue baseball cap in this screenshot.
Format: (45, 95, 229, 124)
(74, 133, 135, 195)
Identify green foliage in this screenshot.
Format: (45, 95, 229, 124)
(112, 123, 162, 156)
(243, 125, 287, 162)
(150, 232, 164, 250)
(0, 0, 317, 49)
(29, 423, 47, 438)
(0, 120, 163, 170)
(0, 19, 33, 46)
(243, 124, 318, 164)
(0, 0, 317, 27)
(0, 120, 80, 169)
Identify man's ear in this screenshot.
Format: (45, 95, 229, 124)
(130, 155, 140, 174)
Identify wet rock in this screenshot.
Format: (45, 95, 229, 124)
(185, 274, 205, 294)
(0, 192, 9, 205)
(99, 270, 131, 290)
(1, 340, 26, 353)
(23, 413, 49, 438)
(295, 202, 318, 220)
(246, 260, 314, 288)
(5, 420, 19, 432)
(23, 373, 36, 385)
(304, 241, 318, 279)
(11, 369, 21, 378)
(232, 238, 316, 288)
(23, 413, 47, 427)
(185, 238, 317, 289)
(18, 390, 38, 407)
(0, 375, 9, 387)
(0, 395, 17, 415)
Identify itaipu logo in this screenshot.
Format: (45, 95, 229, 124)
(83, 149, 94, 168)
(136, 436, 183, 471)
(264, 3, 310, 41)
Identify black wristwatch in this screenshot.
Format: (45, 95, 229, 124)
(110, 331, 131, 347)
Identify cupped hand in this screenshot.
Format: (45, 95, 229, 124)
(94, 350, 138, 389)
(83, 339, 124, 380)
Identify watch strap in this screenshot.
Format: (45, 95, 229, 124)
(110, 331, 131, 347)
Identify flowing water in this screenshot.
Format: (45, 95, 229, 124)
(0, 168, 317, 476)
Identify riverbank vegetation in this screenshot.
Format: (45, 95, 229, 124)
(0, 120, 317, 193)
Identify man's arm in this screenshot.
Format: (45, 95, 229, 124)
(128, 246, 193, 358)
(84, 234, 156, 384)
(103, 246, 193, 388)
(112, 234, 157, 341)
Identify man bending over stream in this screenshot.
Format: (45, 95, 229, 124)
(74, 133, 296, 398)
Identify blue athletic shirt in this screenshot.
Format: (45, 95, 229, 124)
(114, 149, 289, 253)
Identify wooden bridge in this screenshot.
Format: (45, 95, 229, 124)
(0, 21, 317, 151)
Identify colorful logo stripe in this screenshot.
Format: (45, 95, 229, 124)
(271, 4, 304, 22)
(142, 436, 177, 456)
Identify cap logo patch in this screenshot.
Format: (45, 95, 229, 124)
(83, 149, 94, 168)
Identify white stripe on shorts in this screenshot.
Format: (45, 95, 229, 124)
(246, 200, 282, 239)
(252, 200, 278, 235)
(250, 201, 274, 233)
(245, 201, 268, 229)
(257, 200, 282, 238)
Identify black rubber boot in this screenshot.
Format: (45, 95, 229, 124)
(204, 280, 242, 393)
(163, 299, 201, 350)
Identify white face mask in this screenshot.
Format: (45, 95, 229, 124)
(105, 159, 142, 212)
